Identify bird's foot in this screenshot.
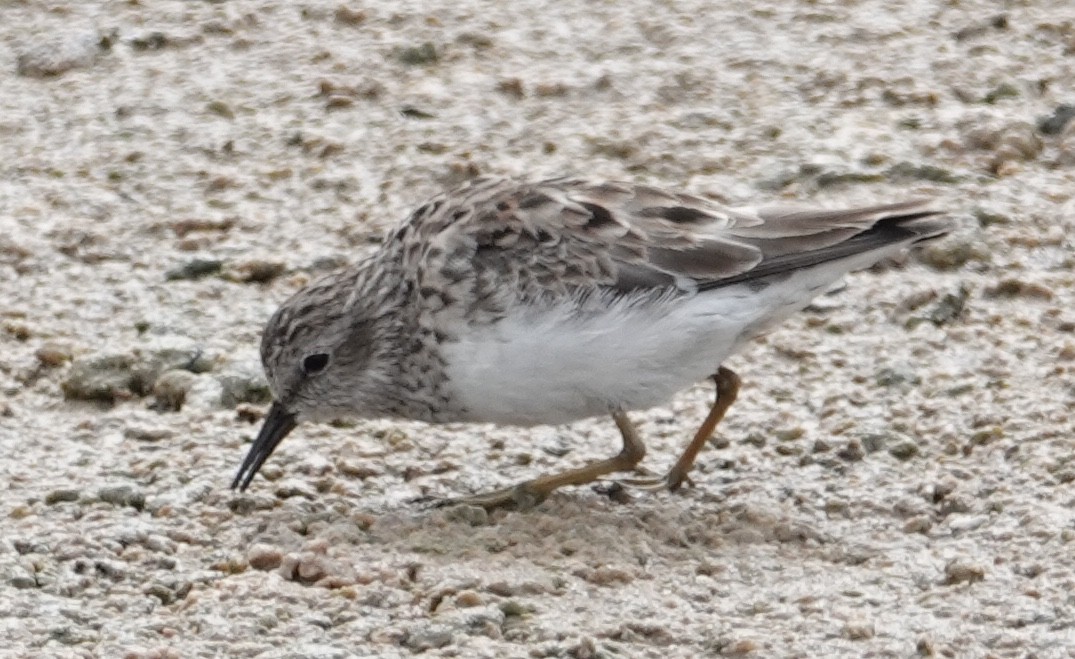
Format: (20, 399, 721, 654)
(418, 481, 548, 512)
(610, 467, 695, 493)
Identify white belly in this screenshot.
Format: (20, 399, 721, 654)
(439, 243, 908, 426)
(440, 287, 763, 426)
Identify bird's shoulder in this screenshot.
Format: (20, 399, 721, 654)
(381, 176, 948, 301)
(384, 176, 766, 296)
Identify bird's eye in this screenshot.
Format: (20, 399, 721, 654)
(302, 353, 330, 375)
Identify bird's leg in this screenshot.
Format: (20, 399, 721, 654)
(434, 409, 647, 511)
(431, 369, 739, 509)
(619, 366, 740, 491)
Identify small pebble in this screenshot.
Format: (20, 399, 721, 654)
(858, 432, 889, 454)
(45, 489, 81, 505)
(335, 457, 380, 479)
(36, 342, 72, 367)
(889, 440, 920, 461)
(917, 238, 990, 271)
(16, 29, 103, 77)
(722, 639, 760, 655)
(875, 366, 921, 388)
(963, 121, 1043, 174)
(165, 258, 223, 281)
(278, 551, 355, 587)
(454, 590, 483, 608)
(441, 504, 488, 527)
(845, 620, 875, 640)
(169, 217, 235, 237)
(404, 623, 453, 651)
(63, 338, 207, 402)
(947, 515, 989, 534)
(129, 31, 170, 51)
(927, 286, 970, 326)
(824, 499, 849, 517)
(485, 581, 517, 597)
(837, 439, 865, 462)
(985, 278, 1053, 300)
(926, 480, 957, 503)
(98, 485, 146, 511)
(206, 100, 234, 119)
(49, 626, 98, 646)
(567, 636, 598, 658)
(1038, 103, 1075, 135)
(395, 42, 438, 66)
(224, 258, 286, 284)
(95, 559, 128, 580)
(62, 353, 138, 402)
(247, 543, 284, 571)
(498, 600, 530, 617)
(773, 426, 804, 441)
(218, 356, 272, 407)
(151, 370, 198, 412)
(145, 583, 177, 605)
(904, 516, 933, 534)
(497, 78, 525, 98)
(944, 560, 985, 585)
(580, 565, 633, 586)
(334, 6, 367, 26)
(123, 424, 175, 442)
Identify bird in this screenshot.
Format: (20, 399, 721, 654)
(231, 176, 951, 510)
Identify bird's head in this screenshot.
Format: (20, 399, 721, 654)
(231, 275, 389, 492)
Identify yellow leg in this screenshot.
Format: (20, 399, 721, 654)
(437, 409, 647, 511)
(620, 366, 741, 491)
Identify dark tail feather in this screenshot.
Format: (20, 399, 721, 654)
(701, 204, 951, 291)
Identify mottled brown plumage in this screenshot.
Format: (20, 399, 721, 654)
(234, 176, 951, 508)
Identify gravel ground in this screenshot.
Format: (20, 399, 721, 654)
(2, 1, 1075, 657)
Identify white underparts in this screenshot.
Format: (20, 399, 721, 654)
(440, 243, 911, 426)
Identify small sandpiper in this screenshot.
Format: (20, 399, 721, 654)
(232, 176, 950, 510)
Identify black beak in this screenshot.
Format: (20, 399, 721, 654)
(231, 401, 297, 492)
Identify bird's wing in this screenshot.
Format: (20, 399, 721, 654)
(394, 177, 950, 319)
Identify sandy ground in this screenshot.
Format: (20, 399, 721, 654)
(2, 0, 1075, 657)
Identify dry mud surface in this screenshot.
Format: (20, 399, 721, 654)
(2, 1, 1075, 657)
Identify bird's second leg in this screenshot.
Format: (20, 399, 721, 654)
(620, 366, 740, 492)
(434, 408, 647, 511)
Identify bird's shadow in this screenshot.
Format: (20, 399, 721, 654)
(229, 482, 821, 569)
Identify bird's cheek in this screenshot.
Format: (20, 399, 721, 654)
(290, 397, 332, 424)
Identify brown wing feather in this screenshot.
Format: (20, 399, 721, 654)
(547, 179, 949, 293)
(408, 177, 951, 315)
